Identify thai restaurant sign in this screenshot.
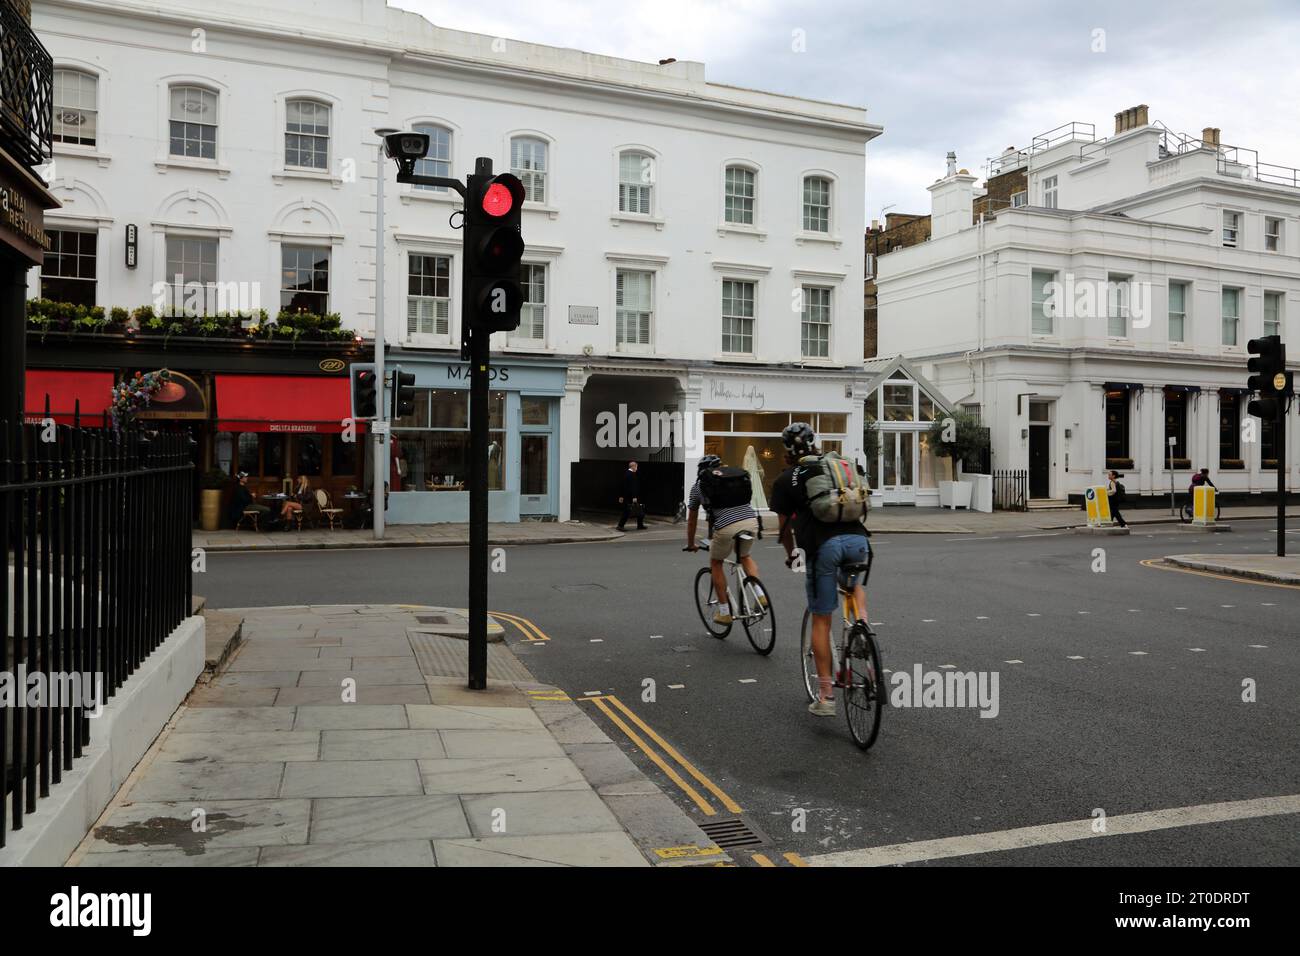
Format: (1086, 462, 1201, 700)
(0, 145, 58, 265)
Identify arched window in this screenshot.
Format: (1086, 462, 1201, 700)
(169, 85, 218, 159)
(285, 99, 331, 170)
(724, 165, 756, 224)
(618, 150, 653, 214)
(803, 175, 831, 233)
(53, 69, 98, 147)
(413, 125, 452, 192)
(510, 136, 548, 204)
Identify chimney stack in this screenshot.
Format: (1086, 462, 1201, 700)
(945, 151, 957, 177)
(1115, 105, 1151, 134)
(1202, 127, 1221, 147)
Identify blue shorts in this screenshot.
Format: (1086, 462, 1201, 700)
(804, 535, 870, 615)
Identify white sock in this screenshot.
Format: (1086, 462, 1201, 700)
(719, 603, 730, 614)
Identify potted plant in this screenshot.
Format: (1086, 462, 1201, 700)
(199, 468, 229, 531)
(927, 410, 987, 509)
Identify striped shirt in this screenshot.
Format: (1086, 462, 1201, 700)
(689, 480, 757, 531)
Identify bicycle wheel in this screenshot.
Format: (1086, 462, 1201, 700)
(740, 576, 775, 655)
(843, 623, 883, 750)
(694, 566, 731, 638)
(799, 608, 818, 702)
(1180, 502, 1192, 523)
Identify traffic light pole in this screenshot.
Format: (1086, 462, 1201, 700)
(373, 136, 390, 541)
(465, 157, 493, 690)
(1277, 400, 1287, 558)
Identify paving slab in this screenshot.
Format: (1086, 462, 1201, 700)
(185, 685, 279, 708)
(307, 795, 470, 842)
(80, 848, 262, 867)
(126, 761, 285, 802)
(274, 685, 433, 706)
(405, 704, 546, 731)
(418, 756, 588, 794)
(280, 760, 424, 798)
(259, 841, 436, 867)
(295, 668, 425, 687)
(433, 833, 648, 867)
(460, 790, 624, 838)
(85, 800, 311, 853)
(439, 728, 567, 759)
(173, 706, 296, 733)
(320, 729, 447, 761)
(157, 731, 322, 764)
(292, 704, 410, 730)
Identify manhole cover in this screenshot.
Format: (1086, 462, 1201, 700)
(698, 817, 767, 850)
(553, 584, 607, 593)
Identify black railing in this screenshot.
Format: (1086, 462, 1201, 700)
(992, 469, 1028, 511)
(0, 0, 53, 169)
(2, 414, 193, 848)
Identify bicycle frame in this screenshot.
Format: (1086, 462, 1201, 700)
(698, 534, 763, 623)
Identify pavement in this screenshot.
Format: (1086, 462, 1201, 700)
(193, 508, 1300, 552)
(68, 604, 729, 867)
(1163, 552, 1300, 585)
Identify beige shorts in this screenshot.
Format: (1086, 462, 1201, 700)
(709, 517, 759, 561)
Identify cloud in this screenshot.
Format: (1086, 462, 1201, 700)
(393, 0, 1300, 216)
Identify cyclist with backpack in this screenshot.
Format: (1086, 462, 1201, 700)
(771, 422, 871, 717)
(685, 454, 765, 625)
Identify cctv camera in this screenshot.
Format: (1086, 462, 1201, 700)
(384, 131, 431, 178)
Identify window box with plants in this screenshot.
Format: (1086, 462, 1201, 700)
(27, 299, 358, 345)
(1219, 459, 1245, 470)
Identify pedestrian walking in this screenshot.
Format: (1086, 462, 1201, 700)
(1107, 469, 1128, 528)
(617, 460, 646, 530)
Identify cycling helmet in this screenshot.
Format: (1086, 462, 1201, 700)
(697, 454, 722, 474)
(782, 421, 816, 455)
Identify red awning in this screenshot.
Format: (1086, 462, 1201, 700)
(24, 369, 114, 426)
(215, 374, 362, 434)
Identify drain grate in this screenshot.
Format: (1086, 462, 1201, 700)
(698, 817, 767, 850)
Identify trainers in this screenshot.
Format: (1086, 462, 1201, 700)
(808, 698, 836, 717)
(755, 590, 769, 609)
(713, 609, 733, 625)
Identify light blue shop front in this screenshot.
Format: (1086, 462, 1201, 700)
(384, 352, 565, 523)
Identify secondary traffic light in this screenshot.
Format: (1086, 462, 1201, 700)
(350, 363, 378, 419)
(464, 172, 525, 335)
(391, 368, 416, 420)
(1246, 335, 1289, 419)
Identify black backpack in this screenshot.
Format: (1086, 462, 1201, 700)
(700, 467, 752, 510)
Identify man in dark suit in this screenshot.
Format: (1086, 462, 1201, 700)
(617, 460, 645, 531)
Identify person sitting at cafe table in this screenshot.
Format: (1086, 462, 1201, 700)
(228, 472, 271, 528)
(281, 475, 313, 527)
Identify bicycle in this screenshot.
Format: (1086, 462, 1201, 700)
(687, 532, 776, 655)
(799, 549, 883, 749)
(1179, 492, 1221, 523)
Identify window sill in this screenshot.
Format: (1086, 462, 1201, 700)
(403, 334, 454, 349)
(615, 344, 656, 355)
(714, 353, 762, 363)
(610, 213, 664, 230)
(401, 189, 459, 206)
(273, 168, 342, 187)
(523, 202, 559, 220)
(716, 224, 767, 241)
(795, 232, 841, 248)
(53, 143, 111, 167)
(155, 157, 231, 179)
(1107, 337, 1135, 347)
(502, 342, 553, 353)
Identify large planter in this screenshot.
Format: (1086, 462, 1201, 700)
(199, 489, 223, 531)
(939, 480, 972, 510)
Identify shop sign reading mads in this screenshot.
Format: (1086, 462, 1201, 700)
(446, 364, 510, 383)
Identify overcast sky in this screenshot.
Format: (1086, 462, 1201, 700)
(393, 0, 1300, 218)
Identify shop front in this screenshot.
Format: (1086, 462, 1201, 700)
(384, 352, 566, 523)
(692, 367, 865, 510)
(861, 356, 956, 507)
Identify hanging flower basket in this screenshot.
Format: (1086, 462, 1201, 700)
(110, 369, 172, 430)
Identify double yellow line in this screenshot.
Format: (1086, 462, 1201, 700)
(491, 610, 550, 641)
(579, 694, 741, 818)
(1140, 558, 1300, 590)
(752, 852, 809, 867)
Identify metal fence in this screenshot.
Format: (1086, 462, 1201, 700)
(2, 415, 193, 848)
(992, 469, 1028, 511)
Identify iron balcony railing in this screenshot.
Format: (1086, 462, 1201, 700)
(2, 410, 193, 848)
(0, 0, 53, 169)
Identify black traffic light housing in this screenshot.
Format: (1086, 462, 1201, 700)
(464, 172, 526, 338)
(391, 367, 416, 420)
(1246, 335, 1290, 419)
(350, 363, 378, 419)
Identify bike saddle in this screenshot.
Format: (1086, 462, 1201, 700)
(736, 532, 755, 541)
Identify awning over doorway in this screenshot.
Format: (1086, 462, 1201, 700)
(215, 374, 363, 434)
(24, 369, 114, 425)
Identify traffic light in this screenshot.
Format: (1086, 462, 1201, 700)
(464, 172, 525, 335)
(391, 367, 416, 420)
(350, 363, 378, 419)
(1246, 335, 1289, 419)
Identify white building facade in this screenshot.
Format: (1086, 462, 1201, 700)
(32, 0, 878, 522)
(877, 108, 1299, 504)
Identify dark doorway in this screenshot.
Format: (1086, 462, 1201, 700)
(1029, 425, 1050, 498)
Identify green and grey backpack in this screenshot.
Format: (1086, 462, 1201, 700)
(800, 451, 870, 524)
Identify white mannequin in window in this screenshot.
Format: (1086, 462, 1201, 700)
(742, 444, 768, 510)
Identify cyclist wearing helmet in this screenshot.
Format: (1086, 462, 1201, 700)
(770, 422, 869, 717)
(685, 454, 765, 625)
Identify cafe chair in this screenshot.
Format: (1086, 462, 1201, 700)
(317, 489, 344, 530)
(236, 509, 261, 532)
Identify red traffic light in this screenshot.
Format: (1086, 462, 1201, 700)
(479, 174, 525, 218)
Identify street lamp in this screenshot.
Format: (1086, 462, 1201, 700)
(372, 127, 400, 540)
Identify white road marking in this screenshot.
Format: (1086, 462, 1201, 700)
(1027, 613, 1041, 617)
(583, 691, 602, 696)
(738, 678, 757, 684)
(939, 664, 956, 669)
(1188, 648, 1206, 652)
(1077, 610, 1090, 615)
(668, 684, 685, 689)
(650, 634, 664, 639)
(1129, 651, 1149, 656)
(976, 615, 989, 620)
(1249, 644, 1268, 649)
(1004, 659, 1023, 664)
(1067, 655, 1084, 660)
(870, 622, 884, 626)
(1220, 605, 1235, 608)
(1262, 603, 1276, 607)
(590, 638, 604, 643)
(1174, 607, 1188, 611)
(922, 619, 936, 623)
(1128, 609, 1141, 613)
(805, 794, 1300, 868)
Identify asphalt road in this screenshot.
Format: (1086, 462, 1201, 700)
(199, 518, 1300, 866)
